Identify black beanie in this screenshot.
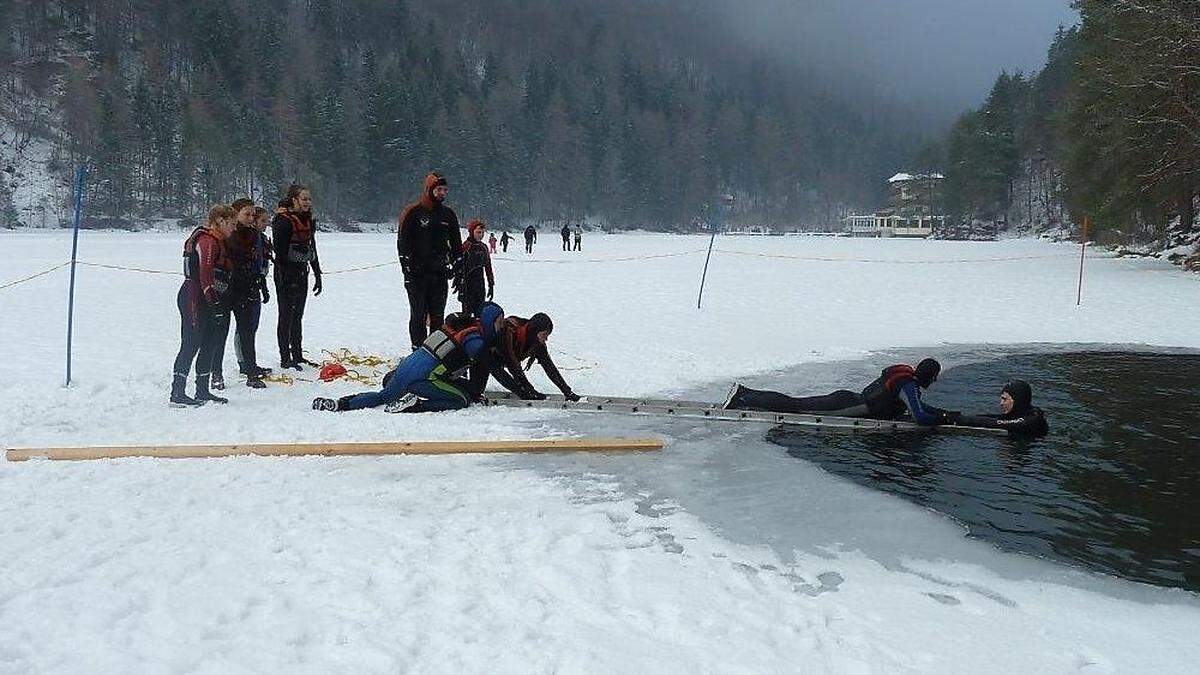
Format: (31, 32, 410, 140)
(915, 358, 941, 387)
(1002, 380, 1033, 414)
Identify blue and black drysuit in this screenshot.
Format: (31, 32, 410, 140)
(729, 364, 953, 426)
(338, 304, 503, 412)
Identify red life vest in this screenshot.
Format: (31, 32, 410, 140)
(182, 227, 232, 295)
(281, 212, 315, 263)
(861, 364, 918, 418)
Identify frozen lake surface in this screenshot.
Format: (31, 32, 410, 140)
(2, 231, 1200, 672)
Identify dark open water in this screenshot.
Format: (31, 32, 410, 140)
(766, 351, 1200, 591)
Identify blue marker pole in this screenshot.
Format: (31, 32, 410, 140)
(65, 166, 87, 387)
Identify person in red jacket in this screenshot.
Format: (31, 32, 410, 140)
(170, 204, 236, 406)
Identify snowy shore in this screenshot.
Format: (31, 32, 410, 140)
(2, 232, 1199, 673)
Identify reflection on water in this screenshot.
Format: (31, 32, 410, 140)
(766, 352, 1200, 591)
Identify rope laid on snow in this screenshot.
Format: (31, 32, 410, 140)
(712, 249, 1090, 264)
(0, 261, 71, 291)
(492, 249, 709, 264)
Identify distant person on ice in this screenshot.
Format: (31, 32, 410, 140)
(398, 172, 462, 351)
(454, 219, 494, 316)
(221, 198, 272, 388)
(573, 223, 582, 251)
(488, 311, 580, 402)
(169, 204, 236, 406)
(561, 223, 571, 251)
(723, 358, 958, 426)
(313, 303, 505, 413)
(500, 230, 512, 253)
(272, 184, 323, 371)
(488, 232, 497, 254)
(523, 224, 537, 253)
(957, 380, 1049, 437)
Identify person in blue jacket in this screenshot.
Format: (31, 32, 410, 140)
(312, 302, 505, 413)
(723, 358, 958, 426)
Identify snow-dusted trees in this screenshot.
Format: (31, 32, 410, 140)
(1064, 0, 1200, 240)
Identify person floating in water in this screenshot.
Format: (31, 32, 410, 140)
(723, 358, 958, 426)
(957, 380, 1049, 437)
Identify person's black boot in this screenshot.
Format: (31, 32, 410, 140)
(169, 374, 202, 407)
(296, 353, 320, 368)
(210, 372, 226, 391)
(195, 374, 229, 404)
(246, 374, 267, 389)
(252, 365, 273, 377)
(312, 397, 339, 412)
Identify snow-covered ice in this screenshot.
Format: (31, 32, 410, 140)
(2, 232, 1199, 673)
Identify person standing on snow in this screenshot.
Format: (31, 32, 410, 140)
(560, 222, 571, 251)
(169, 204, 237, 406)
(272, 184, 323, 371)
(312, 303, 505, 413)
(397, 172, 463, 351)
(454, 219, 495, 316)
(222, 199, 272, 388)
(488, 232, 498, 254)
(523, 224, 537, 254)
(500, 230, 512, 253)
(573, 223, 582, 251)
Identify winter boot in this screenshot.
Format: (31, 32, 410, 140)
(169, 374, 202, 407)
(195, 374, 229, 404)
(252, 365, 273, 377)
(210, 372, 226, 391)
(296, 353, 320, 368)
(384, 392, 426, 414)
(246, 374, 267, 389)
(312, 396, 354, 412)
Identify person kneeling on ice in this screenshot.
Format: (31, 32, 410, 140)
(955, 380, 1049, 437)
(312, 302, 504, 413)
(488, 312, 580, 402)
(723, 358, 957, 426)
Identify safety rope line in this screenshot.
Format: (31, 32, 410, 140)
(712, 249, 1086, 264)
(492, 249, 709, 264)
(76, 261, 179, 275)
(0, 261, 71, 291)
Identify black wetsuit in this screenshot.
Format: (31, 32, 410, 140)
(730, 365, 953, 425)
(397, 198, 462, 350)
(959, 409, 1048, 437)
(523, 226, 537, 253)
(224, 225, 270, 374)
(500, 232, 511, 252)
(273, 210, 322, 365)
(456, 239, 493, 317)
(561, 224, 571, 251)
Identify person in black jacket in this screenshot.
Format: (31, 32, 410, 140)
(272, 184, 323, 370)
(500, 230, 512, 253)
(523, 225, 537, 254)
(398, 172, 462, 350)
(560, 223, 571, 251)
(958, 380, 1049, 437)
(454, 219, 494, 316)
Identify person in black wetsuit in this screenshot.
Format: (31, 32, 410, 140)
(487, 312, 580, 401)
(273, 184, 323, 370)
(957, 380, 1049, 437)
(560, 223, 571, 251)
(500, 230, 511, 253)
(454, 219, 494, 316)
(723, 358, 958, 426)
(398, 172, 462, 350)
(223, 199, 272, 388)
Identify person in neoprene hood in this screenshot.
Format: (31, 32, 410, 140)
(398, 172, 463, 350)
(723, 358, 958, 426)
(272, 184, 323, 370)
(957, 380, 1049, 437)
(487, 312, 580, 402)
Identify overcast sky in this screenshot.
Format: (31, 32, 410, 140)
(723, 0, 1079, 124)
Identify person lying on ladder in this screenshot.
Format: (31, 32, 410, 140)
(487, 312, 580, 402)
(723, 358, 958, 426)
(313, 302, 505, 413)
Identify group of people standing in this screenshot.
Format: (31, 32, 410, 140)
(169, 184, 322, 406)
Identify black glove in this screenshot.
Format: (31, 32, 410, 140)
(260, 281, 270, 304)
(563, 391, 581, 402)
(938, 410, 962, 425)
(486, 285, 494, 301)
(521, 388, 546, 401)
(313, 273, 323, 296)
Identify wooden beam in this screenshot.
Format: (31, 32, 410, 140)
(5, 437, 664, 462)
